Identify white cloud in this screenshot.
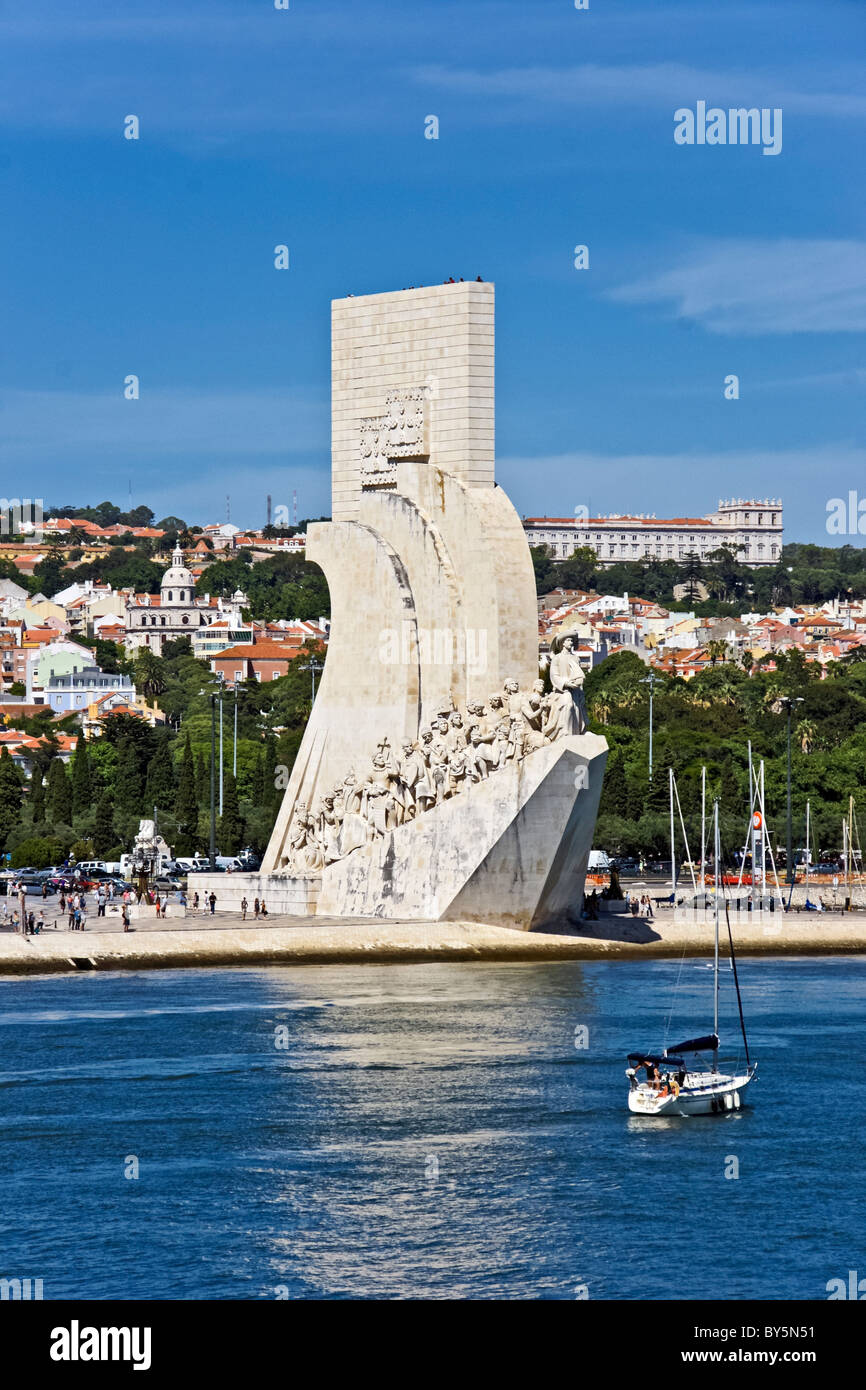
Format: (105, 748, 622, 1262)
(606, 240, 866, 335)
(413, 62, 866, 120)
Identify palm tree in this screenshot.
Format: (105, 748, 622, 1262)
(796, 719, 817, 754)
(134, 649, 168, 701)
(706, 639, 729, 668)
(589, 687, 614, 726)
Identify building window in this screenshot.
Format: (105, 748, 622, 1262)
(182, 615, 189, 625)
(168, 591, 173, 601)
(161, 616, 166, 626)
(235, 670, 243, 681)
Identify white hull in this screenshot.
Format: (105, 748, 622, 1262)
(627, 1069, 755, 1117)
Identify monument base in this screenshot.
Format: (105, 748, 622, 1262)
(317, 733, 607, 929)
(188, 872, 321, 917)
(197, 734, 607, 931)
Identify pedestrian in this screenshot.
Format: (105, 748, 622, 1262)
(27, 910, 35, 935)
(122, 903, 130, 932)
(154, 893, 162, 919)
(35, 910, 45, 935)
(253, 897, 260, 920)
(41, 881, 48, 900)
(208, 892, 216, 915)
(73, 906, 82, 931)
(241, 896, 248, 921)
(97, 887, 106, 917)
(59, 890, 66, 913)
(193, 891, 200, 912)
(68, 900, 76, 929)
(79, 896, 88, 928)
(260, 900, 268, 918)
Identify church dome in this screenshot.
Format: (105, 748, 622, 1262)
(161, 546, 195, 605)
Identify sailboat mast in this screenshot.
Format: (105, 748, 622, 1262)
(714, 799, 720, 1046)
(669, 766, 676, 898)
(805, 799, 810, 875)
(748, 740, 755, 909)
(848, 795, 854, 912)
(701, 765, 706, 894)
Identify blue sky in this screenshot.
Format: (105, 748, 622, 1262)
(0, 0, 863, 543)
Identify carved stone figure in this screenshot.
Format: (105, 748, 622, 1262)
(546, 636, 587, 738)
(276, 660, 594, 876)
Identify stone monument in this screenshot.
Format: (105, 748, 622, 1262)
(199, 283, 607, 928)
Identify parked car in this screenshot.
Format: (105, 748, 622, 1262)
(152, 877, 184, 894)
(613, 858, 641, 876)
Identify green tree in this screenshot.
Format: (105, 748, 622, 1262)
(144, 732, 176, 811)
(218, 773, 245, 855)
(600, 749, 629, 817)
(135, 649, 169, 700)
(530, 545, 555, 596)
(93, 790, 116, 856)
(0, 747, 24, 852)
(195, 749, 208, 807)
(558, 545, 599, 592)
(70, 737, 92, 818)
(46, 757, 73, 825)
(10, 836, 63, 869)
(113, 740, 145, 821)
(29, 771, 46, 827)
(175, 732, 199, 853)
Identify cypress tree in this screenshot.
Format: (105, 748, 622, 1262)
(93, 789, 116, 856)
(194, 749, 208, 807)
(29, 770, 46, 827)
(113, 740, 144, 821)
(0, 746, 24, 852)
(144, 732, 176, 812)
(251, 750, 265, 804)
(218, 773, 244, 855)
(262, 737, 278, 812)
(46, 757, 73, 825)
(601, 750, 629, 818)
(70, 736, 92, 819)
(175, 732, 199, 852)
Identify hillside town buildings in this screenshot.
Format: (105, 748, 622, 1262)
(539, 588, 866, 678)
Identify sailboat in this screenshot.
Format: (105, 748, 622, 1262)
(625, 800, 757, 1116)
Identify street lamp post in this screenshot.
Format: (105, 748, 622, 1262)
(233, 686, 238, 779)
(778, 696, 804, 886)
(209, 692, 217, 870)
(640, 671, 659, 783)
(301, 658, 325, 704)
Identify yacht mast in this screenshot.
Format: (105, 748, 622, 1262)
(713, 798, 720, 1049)
(669, 766, 676, 899)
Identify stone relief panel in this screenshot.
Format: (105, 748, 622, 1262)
(360, 388, 428, 489)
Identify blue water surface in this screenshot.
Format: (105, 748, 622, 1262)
(0, 957, 861, 1300)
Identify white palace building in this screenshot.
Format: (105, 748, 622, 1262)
(523, 498, 783, 568)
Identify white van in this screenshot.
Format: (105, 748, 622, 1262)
(588, 850, 612, 871)
(176, 856, 210, 874)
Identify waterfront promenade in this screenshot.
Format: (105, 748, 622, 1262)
(0, 908, 864, 975)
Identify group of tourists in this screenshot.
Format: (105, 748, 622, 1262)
(1, 900, 47, 934)
(239, 897, 268, 920)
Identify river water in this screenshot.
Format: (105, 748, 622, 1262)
(0, 957, 861, 1300)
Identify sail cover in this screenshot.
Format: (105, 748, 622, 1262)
(666, 1034, 719, 1054)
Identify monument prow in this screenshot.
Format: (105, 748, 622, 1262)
(233, 282, 608, 929)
